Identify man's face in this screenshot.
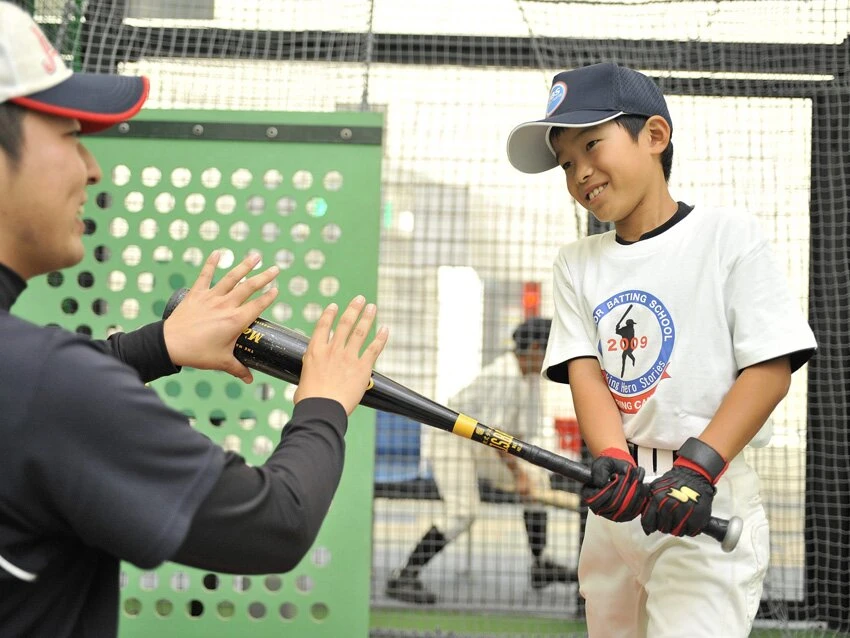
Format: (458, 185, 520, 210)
(516, 345, 546, 376)
(0, 111, 101, 278)
(551, 121, 655, 225)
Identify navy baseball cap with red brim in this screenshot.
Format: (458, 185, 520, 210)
(1, 1, 148, 134)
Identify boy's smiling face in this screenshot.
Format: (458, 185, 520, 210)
(550, 115, 671, 235)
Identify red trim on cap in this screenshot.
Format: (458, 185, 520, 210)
(10, 77, 150, 134)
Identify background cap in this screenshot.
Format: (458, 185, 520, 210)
(506, 62, 672, 174)
(0, 1, 148, 133)
(512, 317, 552, 352)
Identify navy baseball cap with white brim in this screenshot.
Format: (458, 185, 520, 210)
(0, 1, 148, 134)
(506, 62, 672, 174)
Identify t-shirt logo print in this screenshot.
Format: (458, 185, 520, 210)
(593, 290, 675, 414)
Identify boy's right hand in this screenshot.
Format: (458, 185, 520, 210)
(294, 296, 389, 415)
(581, 448, 649, 522)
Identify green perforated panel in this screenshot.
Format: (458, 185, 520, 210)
(12, 110, 383, 636)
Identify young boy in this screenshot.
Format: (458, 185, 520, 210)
(506, 62, 816, 637)
(0, 3, 387, 636)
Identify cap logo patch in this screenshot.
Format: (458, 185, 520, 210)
(30, 25, 61, 74)
(546, 81, 568, 117)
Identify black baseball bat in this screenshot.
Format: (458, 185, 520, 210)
(163, 288, 743, 552)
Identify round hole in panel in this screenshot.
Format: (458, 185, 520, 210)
(61, 298, 78, 314)
(139, 571, 159, 591)
(107, 271, 126, 292)
(292, 169, 313, 190)
(169, 219, 190, 241)
(182, 247, 204, 267)
(187, 600, 204, 618)
(82, 218, 96, 236)
(310, 602, 329, 622)
(318, 277, 339, 297)
(261, 222, 280, 243)
(124, 191, 144, 213)
(154, 192, 176, 214)
(92, 299, 108, 316)
(263, 169, 283, 189)
(152, 246, 173, 264)
(155, 599, 173, 618)
(185, 193, 206, 215)
(200, 167, 221, 189)
(120, 298, 139, 319)
(141, 166, 162, 187)
(47, 271, 64, 287)
(306, 197, 328, 218)
(137, 272, 155, 293)
(304, 249, 325, 270)
(216, 248, 236, 269)
(225, 382, 243, 399)
(312, 546, 332, 567)
(112, 164, 131, 186)
(323, 170, 343, 191)
(216, 194, 237, 215)
(170, 167, 192, 188)
(233, 576, 251, 592)
(288, 276, 308, 297)
(109, 217, 129, 238)
(231, 168, 253, 189)
(239, 409, 257, 430)
(164, 381, 181, 397)
(209, 409, 226, 427)
(229, 221, 250, 242)
(199, 220, 220, 241)
(246, 195, 265, 215)
(248, 602, 267, 620)
(254, 383, 275, 402)
(96, 192, 112, 209)
(94, 245, 111, 263)
(276, 196, 296, 216)
(170, 571, 191, 592)
(222, 435, 241, 453)
(152, 299, 165, 317)
(264, 575, 282, 592)
(216, 601, 235, 620)
(195, 381, 212, 399)
(295, 574, 314, 594)
(106, 324, 123, 337)
(138, 218, 158, 240)
(274, 249, 294, 270)
(302, 303, 322, 322)
(122, 245, 142, 267)
(202, 573, 220, 590)
(119, 571, 128, 589)
(279, 602, 297, 620)
(77, 271, 94, 288)
(290, 223, 310, 243)
(283, 384, 297, 402)
(252, 435, 273, 457)
(268, 409, 289, 431)
(321, 223, 342, 243)
(123, 598, 142, 617)
(270, 302, 293, 323)
(75, 325, 92, 336)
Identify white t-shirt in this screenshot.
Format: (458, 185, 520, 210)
(542, 205, 816, 450)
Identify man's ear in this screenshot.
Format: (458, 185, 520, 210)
(644, 115, 671, 156)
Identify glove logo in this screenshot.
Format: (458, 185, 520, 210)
(592, 290, 675, 414)
(667, 485, 700, 503)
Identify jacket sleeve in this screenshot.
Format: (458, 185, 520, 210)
(93, 320, 180, 383)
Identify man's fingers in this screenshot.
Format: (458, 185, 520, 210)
(235, 286, 279, 327)
(190, 250, 221, 292)
(311, 302, 340, 347)
(344, 303, 377, 351)
(213, 252, 262, 294)
(362, 324, 389, 365)
(330, 296, 366, 345)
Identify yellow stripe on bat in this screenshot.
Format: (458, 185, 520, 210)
(452, 413, 478, 438)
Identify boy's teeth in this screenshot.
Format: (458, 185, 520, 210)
(588, 185, 606, 201)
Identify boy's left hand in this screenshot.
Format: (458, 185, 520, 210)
(641, 437, 728, 537)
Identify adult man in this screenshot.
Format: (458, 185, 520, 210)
(0, 3, 388, 635)
(386, 317, 577, 604)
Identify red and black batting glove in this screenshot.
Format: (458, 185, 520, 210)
(581, 448, 649, 522)
(640, 437, 728, 537)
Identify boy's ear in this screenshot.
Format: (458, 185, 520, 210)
(644, 115, 671, 155)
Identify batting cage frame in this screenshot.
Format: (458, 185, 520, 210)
(17, 0, 850, 633)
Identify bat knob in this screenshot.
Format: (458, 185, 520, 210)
(721, 516, 744, 553)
